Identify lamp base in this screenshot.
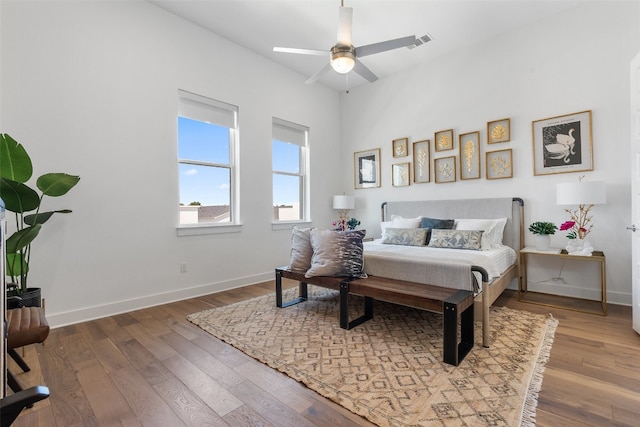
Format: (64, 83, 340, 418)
(566, 239, 594, 256)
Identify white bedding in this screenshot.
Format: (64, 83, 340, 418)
(363, 240, 517, 292)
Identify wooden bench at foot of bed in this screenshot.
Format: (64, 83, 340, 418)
(275, 267, 474, 366)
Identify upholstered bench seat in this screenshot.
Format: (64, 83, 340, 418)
(6, 307, 50, 393)
(6, 307, 50, 349)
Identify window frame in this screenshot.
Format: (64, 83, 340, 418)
(272, 117, 310, 228)
(177, 89, 240, 236)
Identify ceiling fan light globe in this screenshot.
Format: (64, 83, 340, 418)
(331, 56, 355, 73)
(330, 46, 356, 74)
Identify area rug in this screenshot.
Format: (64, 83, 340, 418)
(188, 286, 557, 427)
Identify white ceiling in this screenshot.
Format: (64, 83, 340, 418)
(150, 0, 588, 92)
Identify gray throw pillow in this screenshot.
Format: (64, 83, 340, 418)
(288, 227, 313, 271)
(420, 217, 455, 244)
(306, 229, 367, 278)
(427, 229, 483, 250)
(381, 227, 428, 246)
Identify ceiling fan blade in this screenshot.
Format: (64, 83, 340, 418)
(273, 47, 328, 56)
(305, 63, 333, 84)
(355, 35, 416, 58)
(353, 60, 378, 83)
(336, 6, 353, 46)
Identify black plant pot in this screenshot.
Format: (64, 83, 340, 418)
(7, 287, 42, 309)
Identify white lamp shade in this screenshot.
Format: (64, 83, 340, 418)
(556, 181, 606, 205)
(333, 195, 355, 210)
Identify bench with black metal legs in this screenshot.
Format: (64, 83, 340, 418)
(275, 267, 474, 366)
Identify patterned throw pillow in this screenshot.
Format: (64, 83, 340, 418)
(454, 218, 507, 250)
(306, 229, 367, 278)
(288, 227, 313, 271)
(381, 228, 428, 246)
(427, 229, 484, 250)
(419, 217, 455, 244)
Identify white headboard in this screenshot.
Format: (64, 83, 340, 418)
(381, 197, 524, 251)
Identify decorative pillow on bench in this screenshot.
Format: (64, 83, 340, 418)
(306, 229, 367, 278)
(427, 229, 484, 250)
(288, 227, 314, 272)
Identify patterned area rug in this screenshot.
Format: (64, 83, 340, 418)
(188, 287, 557, 427)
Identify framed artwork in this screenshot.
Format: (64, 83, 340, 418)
(532, 110, 593, 176)
(412, 139, 430, 183)
(392, 163, 411, 187)
(354, 148, 381, 189)
(434, 156, 456, 183)
(434, 129, 454, 152)
(392, 137, 409, 157)
(459, 131, 481, 180)
(487, 118, 511, 144)
(486, 148, 513, 179)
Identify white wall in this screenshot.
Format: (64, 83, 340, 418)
(340, 1, 639, 305)
(0, 1, 341, 326)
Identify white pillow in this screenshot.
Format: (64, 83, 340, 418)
(454, 218, 507, 250)
(380, 221, 393, 238)
(390, 215, 422, 229)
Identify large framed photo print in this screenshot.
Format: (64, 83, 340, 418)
(354, 148, 381, 189)
(532, 110, 593, 176)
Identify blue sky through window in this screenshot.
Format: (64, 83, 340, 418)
(178, 117, 230, 206)
(178, 117, 302, 207)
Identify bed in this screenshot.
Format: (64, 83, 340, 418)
(363, 197, 524, 346)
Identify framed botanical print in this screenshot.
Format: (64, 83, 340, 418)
(434, 129, 454, 152)
(412, 139, 430, 183)
(487, 118, 511, 144)
(392, 163, 410, 187)
(486, 148, 513, 179)
(392, 137, 409, 157)
(532, 110, 593, 176)
(434, 156, 456, 183)
(354, 148, 381, 189)
(459, 131, 480, 180)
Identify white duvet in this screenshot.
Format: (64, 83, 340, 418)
(363, 240, 517, 292)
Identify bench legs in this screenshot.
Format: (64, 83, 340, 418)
(339, 281, 373, 330)
(443, 291, 474, 366)
(275, 269, 308, 308)
(339, 281, 474, 366)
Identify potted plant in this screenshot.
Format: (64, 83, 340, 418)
(528, 221, 557, 251)
(0, 134, 80, 307)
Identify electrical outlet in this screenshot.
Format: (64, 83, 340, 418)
(180, 262, 187, 273)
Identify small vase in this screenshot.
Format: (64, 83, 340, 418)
(534, 234, 551, 251)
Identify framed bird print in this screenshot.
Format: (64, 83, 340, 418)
(532, 110, 593, 176)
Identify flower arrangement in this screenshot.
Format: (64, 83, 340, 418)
(528, 221, 557, 235)
(559, 205, 592, 240)
(333, 217, 360, 231)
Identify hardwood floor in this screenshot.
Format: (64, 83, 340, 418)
(6, 281, 640, 426)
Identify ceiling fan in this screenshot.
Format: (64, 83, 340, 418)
(273, 1, 432, 85)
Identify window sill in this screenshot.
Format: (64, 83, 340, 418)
(177, 223, 242, 237)
(272, 221, 312, 231)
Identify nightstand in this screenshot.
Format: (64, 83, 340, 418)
(519, 247, 606, 315)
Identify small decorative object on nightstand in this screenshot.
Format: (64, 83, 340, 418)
(528, 221, 557, 251)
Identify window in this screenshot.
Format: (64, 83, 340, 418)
(178, 90, 238, 227)
(272, 118, 309, 222)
